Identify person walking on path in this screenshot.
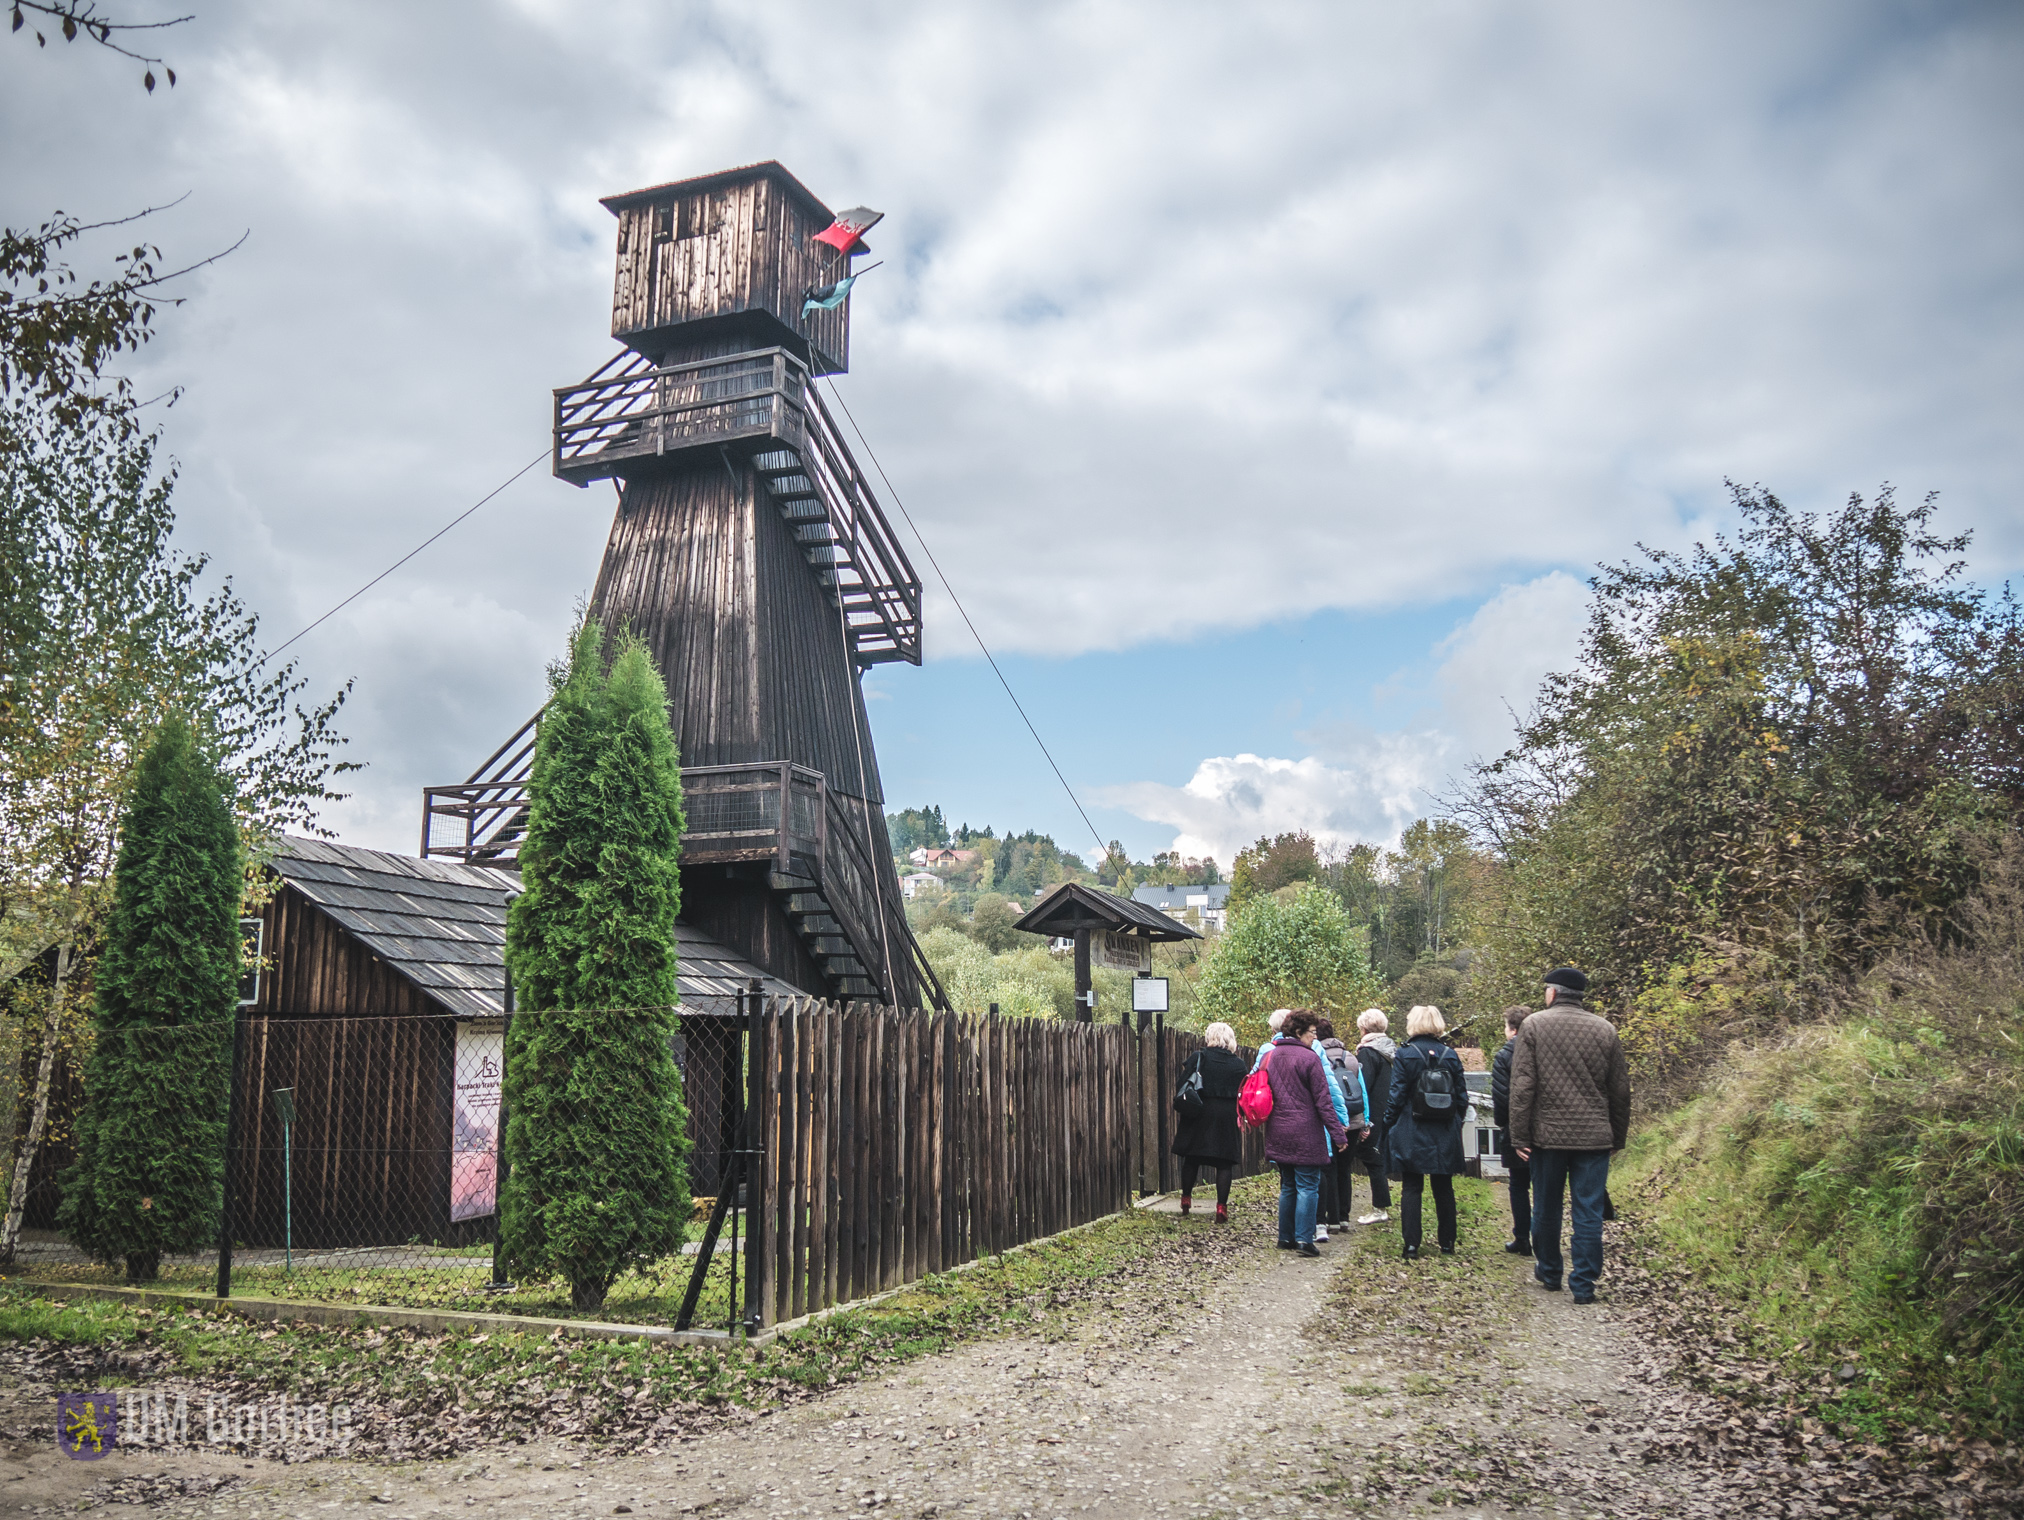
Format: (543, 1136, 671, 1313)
(1262, 1009, 1350, 1257)
(1171, 1022, 1248, 1222)
(1317, 1019, 1370, 1236)
(1490, 1005, 1534, 1257)
(1507, 966, 1631, 1304)
(1382, 1005, 1468, 1260)
(1353, 1009, 1396, 1224)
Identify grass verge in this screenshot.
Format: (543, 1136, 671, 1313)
(0, 1181, 1269, 1458)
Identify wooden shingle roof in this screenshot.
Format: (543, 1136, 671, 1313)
(269, 838, 796, 1017)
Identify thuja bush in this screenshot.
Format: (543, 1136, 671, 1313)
(58, 715, 241, 1283)
(502, 623, 690, 1313)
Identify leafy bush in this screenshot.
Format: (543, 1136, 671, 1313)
(1195, 885, 1386, 1047)
(1617, 844, 2024, 1436)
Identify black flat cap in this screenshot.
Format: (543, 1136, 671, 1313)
(1543, 966, 1590, 993)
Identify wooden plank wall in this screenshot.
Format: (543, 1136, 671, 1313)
(609, 173, 851, 373)
(750, 1000, 1160, 1329)
(231, 1015, 463, 1249)
(250, 885, 441, 1018)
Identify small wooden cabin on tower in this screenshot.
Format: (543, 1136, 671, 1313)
(423, 161, 943, 1012)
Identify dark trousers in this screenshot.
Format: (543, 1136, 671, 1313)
(1505, 1153, 1533, 1244)
(1330, 1149, 1358, 1223)
(1399, 1168, 1457, 1251)
(1318, 1158, 1341, 1224)
(1179, 1157, 1233, 1206)
(1531, 1148, 1611, 1295)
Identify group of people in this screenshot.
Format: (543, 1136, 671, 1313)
(1168, 964, 1631, 1300)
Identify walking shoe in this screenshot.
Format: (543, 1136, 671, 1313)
(1503, 1238, 1533, 1257)
(1440, 1246, 1456, 1255)
(1179, 1195, 1192, 1214)
(1214, 1204, 1228, 1224)
(1314, 1225, 1329, 1243)
(1402, 1245, 1420, 1260)
(1277, 1240, 1298, 1250)
(1572, 1291, 1597, 1305)
(1357, 1211, 1390, 1225)
(1298, 1243, 1322, 1258)
(1534, 1275, 1563, 1292)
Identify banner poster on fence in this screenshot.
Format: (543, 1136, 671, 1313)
(451, 1020, 504, 1222)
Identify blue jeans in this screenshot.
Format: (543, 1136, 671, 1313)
(1276, 1162, 1322, 1245)
(1530, 1148, 1611, 1294)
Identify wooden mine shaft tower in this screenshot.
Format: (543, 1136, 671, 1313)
(423, 161, 944, 1011)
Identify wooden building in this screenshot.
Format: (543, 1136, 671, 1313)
(231, 838, 791, 1247)
(423, 161, 943, 1013)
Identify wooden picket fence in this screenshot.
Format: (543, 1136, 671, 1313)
(740, 998, 1268, 1330)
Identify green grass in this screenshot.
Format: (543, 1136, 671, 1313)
(1616, 988, 2024, 1440)
(0, 1186, 1265, 1448)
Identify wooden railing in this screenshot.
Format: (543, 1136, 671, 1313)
(549, 344, 922, 668)
(421, 749, 824, 875)
(421, 729, 948, 1011)
(552, 347, 806, 483)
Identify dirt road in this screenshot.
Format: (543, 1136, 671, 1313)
(3, 1179, 2007, 1518)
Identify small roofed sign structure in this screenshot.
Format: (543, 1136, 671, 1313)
(1013, 882, 1201, 1023)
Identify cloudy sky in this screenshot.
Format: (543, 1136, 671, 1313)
(7, 1, 2021, 869)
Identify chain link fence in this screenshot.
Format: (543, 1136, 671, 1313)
(13, 1004, 758, 1331)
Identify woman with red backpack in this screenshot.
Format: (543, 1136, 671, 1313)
(1251, 1008, 1350, 1257)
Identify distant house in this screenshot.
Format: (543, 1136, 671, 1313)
(901, 872, 944, 900)
(912, 847, 977, 869)
(1131, 882, 1231, 934)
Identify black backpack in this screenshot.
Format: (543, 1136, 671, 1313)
(1410, 1045, 1458, 1123)
(1173, 1053, 1206, 1120)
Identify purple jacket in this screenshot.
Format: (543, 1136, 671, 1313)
(1261, 1040, 1350, 1167)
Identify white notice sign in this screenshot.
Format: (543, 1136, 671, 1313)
(1093, 931, 1151, 973)
(451, 1020, 504, 1223)
(1132, 977, 1169, 1014)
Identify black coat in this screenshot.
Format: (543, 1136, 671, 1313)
(1491, 1039, 1515, 1159)
(1354, 1038, 1395, 1170)
(1171, 1047, 1248, 1165)
(1382, 1035, 1468, 1178)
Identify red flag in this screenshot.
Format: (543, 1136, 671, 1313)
(814, 206, 883, 255)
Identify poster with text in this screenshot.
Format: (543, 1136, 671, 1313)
(451, 1020, 504, 1223)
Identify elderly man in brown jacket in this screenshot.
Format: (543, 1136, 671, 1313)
(1508, 966, 1630, 1304)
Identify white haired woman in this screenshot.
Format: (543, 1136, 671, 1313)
(1352, 1009, 1397, 1223)
(1170, 1022, 1247, 1223)
(1381, 1005, 1468, 1259)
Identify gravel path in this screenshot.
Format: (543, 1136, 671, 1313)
(6, 1177, 2012, 1519)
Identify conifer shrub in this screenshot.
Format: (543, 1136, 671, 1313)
(501, 623, 690, 1313)
(57, 715, 241, 1283)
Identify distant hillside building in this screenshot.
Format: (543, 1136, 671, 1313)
(1131, 882, 1231, 934)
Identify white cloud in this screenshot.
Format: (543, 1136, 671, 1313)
(1109, 571, 1591, 859)
(4, 2, 2019, 851)
(1432, 571, 1591, 761)
(1103, 740, 1451, 868)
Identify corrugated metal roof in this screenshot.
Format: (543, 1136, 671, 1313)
(269, 837, 796, 1016)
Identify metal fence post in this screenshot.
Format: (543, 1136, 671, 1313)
(743, 977, 766, 1336)
(216, 1007, 248, 1298)
(489, 968, 514, 1290)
